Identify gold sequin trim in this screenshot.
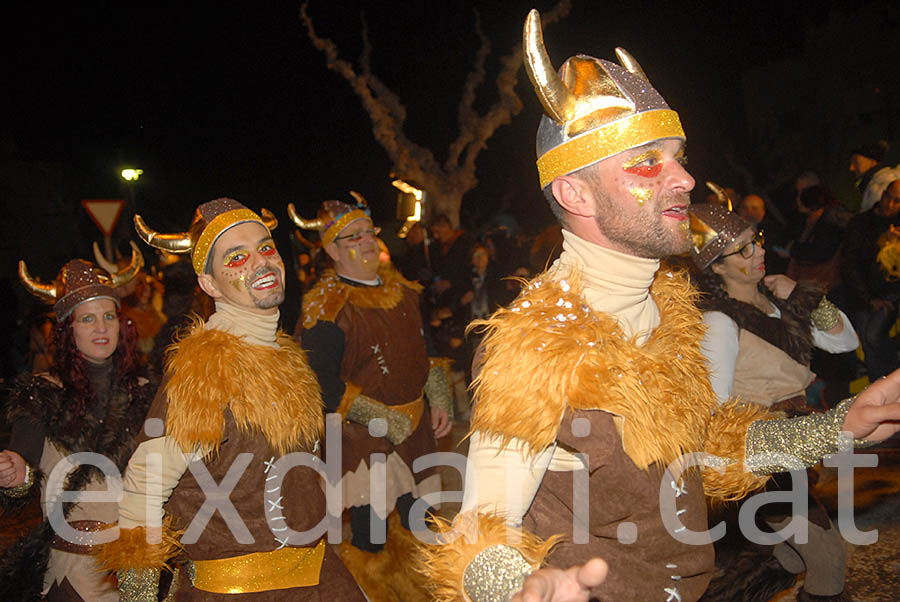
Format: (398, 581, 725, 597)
(189, 539, 325, 594)
(192, 208, 266, 274)
(321, 209, 370, 246)
(1, 463, 34, 498)
(810, 297, 840, 331)
(745, 398, 858, 474)
(463, 544, 533, 602)
(116, 567, 160, 602)
(537, 109, 684, 189)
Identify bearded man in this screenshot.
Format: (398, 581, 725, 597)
(97, 199, 364, 600)
(422, 11, 900, 602)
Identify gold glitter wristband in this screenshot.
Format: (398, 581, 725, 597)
(463, 544, 533, 602)
(2, 463, 34, 498)
(810, 297, 840, 331)
(745, 398, 858, 474)
(346, 395, 413, 445)
(116, 567, 160, 602)
(425, 364, 454, 419)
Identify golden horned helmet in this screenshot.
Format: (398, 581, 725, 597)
(523, 9, 685, 190)
(134, 198, 277, 274)
(19, 241, 144, 319)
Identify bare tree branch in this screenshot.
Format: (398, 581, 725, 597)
(301, 0, 572, 224)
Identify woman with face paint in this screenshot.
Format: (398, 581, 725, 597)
(690, 199, 859, 602)
(0, 252, 156, 601)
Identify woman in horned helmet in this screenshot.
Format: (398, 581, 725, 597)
(0, 245, 156, 602)
(690, 186, 858, 602)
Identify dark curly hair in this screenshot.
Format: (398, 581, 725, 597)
(49, 306, 139, 416)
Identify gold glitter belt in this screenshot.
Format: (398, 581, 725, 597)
(393, 395, 425, 431)
(49, 520, 105, 554)
(187, 539, 325, 594)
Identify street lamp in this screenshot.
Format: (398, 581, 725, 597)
(121, 168, 143, 181)
(392, 178, 424, 239)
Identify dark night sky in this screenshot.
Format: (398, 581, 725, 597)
(4, 0, 830, 236)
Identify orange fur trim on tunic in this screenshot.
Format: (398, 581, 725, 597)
(419, 510, 560, 602)
(164, 325, 323, 456)
(336, 382, 362, 417)
(702, 401, 778, 502)
(95, 523, 182, 572)
(470, 267, 718, 471)
(301, 264, 422, 329)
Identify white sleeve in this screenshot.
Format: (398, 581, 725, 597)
(118, 436, 200, 529)
(812, 309, 860, 353)
(460, 431, 555, 526)
(701, 311, 739, 405)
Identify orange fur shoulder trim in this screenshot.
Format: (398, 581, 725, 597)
(302, 265, 422, 329)
(470, 267, 718, 470)
(702, 401, 775, 502)
(95, 523, 182, 572)
(419, 510, 560, 602)
(164, 325, 323, 456)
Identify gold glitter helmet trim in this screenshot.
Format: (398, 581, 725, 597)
(689, 182, 754, 270)
(287, 191, 372, 246)
(134, 198, 278, 274)
(523, 9, 685, 190)
(19, 245, 143, 320)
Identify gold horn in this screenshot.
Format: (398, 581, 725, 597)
(348, 190, 369, 208)
(92, 241, 118, 274)
(615, 47, 649, 83)
(109, 241, 145, 288)
(18, 261, 58, 302)
(705, 181, 733, 213)
(523, 9, 576, 125)
(134, 214, 193, 253)
(287, 203, 329, 230)
(260, 208, 279, 231)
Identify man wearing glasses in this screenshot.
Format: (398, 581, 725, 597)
(290, 193, 453, 600)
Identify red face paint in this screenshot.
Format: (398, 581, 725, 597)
(624, 163, 663, 178)
(224, 253, 249, 268)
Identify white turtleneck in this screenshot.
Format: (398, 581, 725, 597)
(205, 300, 280, 348)
(552, 229, 661, 346)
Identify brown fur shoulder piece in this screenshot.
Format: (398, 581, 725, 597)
(164, 325, 323, 456)
(470, 267, 718, 470)
(301, 264, 422, 329)
(419, 510, 560, 602)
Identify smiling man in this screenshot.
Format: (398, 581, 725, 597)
(97, 199, 364, 600)
(422, 10, 900, 602)
(291, 193, 453, 600)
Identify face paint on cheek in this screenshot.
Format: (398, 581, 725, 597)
(739, 267, 748, 275)
(629, 186, 653, 205)
(349, 249, 357, 260)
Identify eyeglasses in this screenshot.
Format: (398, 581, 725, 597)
(720, 230, 765, 260)
(334, 226, 381, 244)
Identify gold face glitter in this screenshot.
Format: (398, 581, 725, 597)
(537, 109, 684, 189)
(192, 209, 267, 274)
(629, 186, 653, 205)
(623, 150, 662, 170)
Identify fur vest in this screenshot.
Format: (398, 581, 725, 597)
(0, 372, 156, 601)
(698, 281, 823, 366)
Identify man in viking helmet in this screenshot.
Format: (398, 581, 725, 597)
(422, 10, 900, 602)
(96, 199, 365, 600)
(290, 192, 453, 601)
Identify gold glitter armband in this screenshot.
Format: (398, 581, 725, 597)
(346, 395, 413, 445)
(2, 463, 34, 498)
(463, 544, 533, 602)
(425, 363, 454, 419)
(810, 297, 840, 331)
(745, 398, 860, 474)
(116, 567, 160, 602)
